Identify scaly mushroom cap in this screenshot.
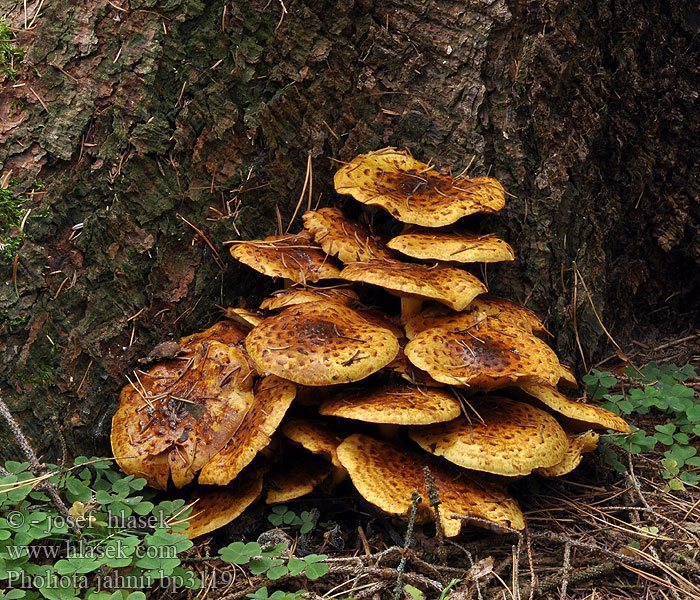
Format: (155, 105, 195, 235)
(337, 434, 524, 535)
(536, 431, 599, 477)
(245, 301, 400, 385)
(302, 207, 392, 262)
(230, 234, 341, 284)
(517, 381, 631, 433)
(408, 397, 569, 476)
(388, 229, 514, 264)
(384, 342, 446, 388)
(198, 376, 297, 485)
(334, 148, 505, 227)
(404, 319, 561, 390)
(265, 454, 335, 504)
(182, 473, 263, 539)
(340, 259, 487, 312)
(260, 286, 359, 310)
(282, 419, 346, 468)
(557, 364, 579, 388)
(111, 338, 255, 489)
(405, 299, 547, 339)
(223, 307, 267, 330)
(319, 383, 460, 425)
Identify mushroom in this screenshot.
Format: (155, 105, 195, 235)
(408, 396, 569, 476)
(535, 431, 600, 478)
(340, 259, 487, 322)
(265, 454, 336, 504)
(260, 286, 359, 310)
(302, 207, 392, 262)
(223, 307, 267, 330)
(516, 381, 631, 433)
(182, 470, 263, 539)
(334, 148, 505, 227)
(245, 301, 399, 386)
(336, 433, 524, 535)
(230, 234, 341, 285)
(111, 329, 255, 489)
(404, 318, 561, 390)
(388, 228, 514, 264)
(318, 382, 461, 426)
(198, 375, 297, 485)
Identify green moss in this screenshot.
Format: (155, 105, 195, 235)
(0, 18, 25, 81)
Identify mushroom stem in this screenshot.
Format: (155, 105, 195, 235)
(377, 423, 401, 443)
(400, 297, 423, 323)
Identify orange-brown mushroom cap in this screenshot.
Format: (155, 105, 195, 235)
(404, 319, 561, 390)
(265, 454, 335, 504)
(340, 259, 487, 312)
(408, 397, 569, 476)
(388, 229, 514, 264)
(302, 207, 392, 263)
(319, 383, 461, 425)
(282, 419, 347, 468)
(111, 338, 255, 489)
(245, 301, 400, 386)
(336, 434, 524, 535)
(334, 148, 505, 227)
(198, 376, 297, 485)
(230, 235, 341, 284)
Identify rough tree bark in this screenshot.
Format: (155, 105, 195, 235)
(0, 0, 697, 461)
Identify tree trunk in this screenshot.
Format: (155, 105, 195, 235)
(0, 0, 697, 461)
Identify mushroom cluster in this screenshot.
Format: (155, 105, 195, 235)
(111, 148, 630, 539)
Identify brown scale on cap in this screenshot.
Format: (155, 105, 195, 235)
(182, 472, 263, 539)
(245, 301, 400, 386)
(536, 431, 600, 478)
(388, 228, 515, 264)
(319, 382, 461, 425)
(230, 234, 341, 284)
(111, 331, 255, 489)
(198, 376, 297, 485)
(336, 434, 525, 535)
(404, 319, 561, 390)
(334, 148, 505, 227)
(408, 396, 569, 476)
(517, 381, 631, 433)
(260, 286, 359, 310)
(340, 259, 487, 312)
(302, 207, 392, 263)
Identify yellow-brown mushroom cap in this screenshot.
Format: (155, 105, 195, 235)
(517, 381, 631, 433)
(302, 207, 392, 263)
(282, 419, 346, 468)
(388, 229, 514, 264)
(245, 301, 400, 386)
(198, 376, 297, 485)
(230, 235, 341, 284)
(404, 319, 561, 390)
(260, 286, 359, 310)
(181, 474, 263, 539)
(340, 259, 487, 312)
(336, 434, 524, 535)
(265, 454, 335, 504)
(334, 148, 505, 227)
(535, 431, 600, 477)
(223, 307, 267, 330)
(405, 299, 547, 339)
(408, 397, 569, 476)
(319, 383, 461, 425)
(111, 339, 255, 489)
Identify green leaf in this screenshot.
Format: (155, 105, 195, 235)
(287, 558, 306, 576)
(248, 557, 284, 575)
(265, 565, 289, 580)
(304, 561, 329, 580)
(65, 479, 92, 503)
(246, 587, 270, 600)
(404, 585, 424, 600)
(220, 542, 261, 565)
(260, 543, 287, 558)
